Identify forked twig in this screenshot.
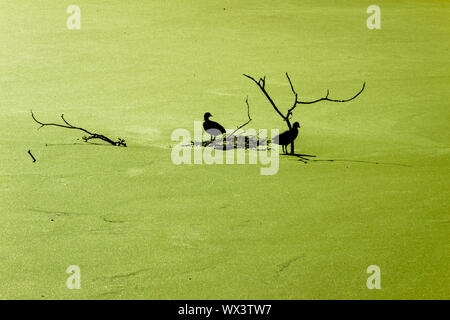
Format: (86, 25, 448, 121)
(244, 73, 365, 154)
(31, 111, 127, 147)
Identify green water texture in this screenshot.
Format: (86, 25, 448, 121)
(0, 0, 449, 299)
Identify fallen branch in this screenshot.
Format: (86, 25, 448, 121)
(31, 111, 127, 147)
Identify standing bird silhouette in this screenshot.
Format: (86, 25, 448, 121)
(272, 122, 301, 154)
(203, 112, 226, 142)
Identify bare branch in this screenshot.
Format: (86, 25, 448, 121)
(286, 73, 299, 118)
(298, 82, 366, 104)
(31, 111, 126, 147)
(286, 72, 297, 96)
(243, 74, 287, 120)
(243, 74, 259, 86)
(244, 73, 366, 155)
(32, 110, 67, 130)
(61, 114, 75, 128)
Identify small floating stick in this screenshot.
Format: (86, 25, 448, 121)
(27, 150, 36, 162)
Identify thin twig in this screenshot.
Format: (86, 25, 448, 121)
(226, 96, 252, 139)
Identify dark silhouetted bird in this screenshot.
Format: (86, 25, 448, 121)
(203, 112, 226, 142)
(272, 122, 301, 153)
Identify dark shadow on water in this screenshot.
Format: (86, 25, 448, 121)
(188, 137, 270, 150)
(27, 207, 87, 216)
(286, 153, 410, 167)
(43, 142, 410, 167)
(45, 142, 108, 147)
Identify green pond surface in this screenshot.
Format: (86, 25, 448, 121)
(0, 0, 448, 299)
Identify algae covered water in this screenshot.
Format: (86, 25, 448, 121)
(0, 0, 448, 299)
